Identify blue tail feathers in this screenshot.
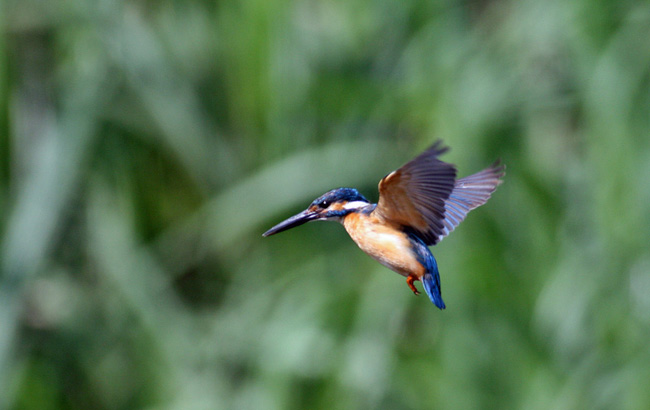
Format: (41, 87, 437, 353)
(422, 270, 446, 310)
(407, 232, 446, 309)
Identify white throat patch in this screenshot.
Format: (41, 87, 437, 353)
(343, 201, 368, 210)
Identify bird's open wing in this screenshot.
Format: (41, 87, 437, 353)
(434, 160, 505, 244)
(374, 141, 457, 245)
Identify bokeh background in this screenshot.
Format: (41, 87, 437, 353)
(1, 0, 650, 409)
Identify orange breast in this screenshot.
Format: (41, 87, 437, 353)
(342, 213, 425, 278)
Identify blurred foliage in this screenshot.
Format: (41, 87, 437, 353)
(1, 0, 650, 409)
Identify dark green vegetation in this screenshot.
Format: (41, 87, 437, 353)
(1, 0, 649, 409)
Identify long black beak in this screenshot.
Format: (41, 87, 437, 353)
(263, 209, 320, 237)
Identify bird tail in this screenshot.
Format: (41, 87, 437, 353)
(422, 266, 446, 310)
(407, 233, 447, 310)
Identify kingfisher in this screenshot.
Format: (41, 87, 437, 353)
(263, 141, 504, 309)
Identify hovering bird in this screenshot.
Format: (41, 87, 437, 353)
(263, 141, 504, 309)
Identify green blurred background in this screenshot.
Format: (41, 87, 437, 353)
(1, 0, 650, 409)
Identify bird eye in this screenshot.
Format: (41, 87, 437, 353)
(320, 200, 330, 208)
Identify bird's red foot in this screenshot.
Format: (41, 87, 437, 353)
(406, 275, 420, 295)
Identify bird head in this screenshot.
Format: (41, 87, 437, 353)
(263, 188, 369, 236)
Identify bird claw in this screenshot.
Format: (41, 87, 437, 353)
(406, 275, 420, 295)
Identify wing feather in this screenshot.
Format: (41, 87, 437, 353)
(375, 142, 504, 246)
(374, 141, 457, 243)
(433, 160, 505, 244)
